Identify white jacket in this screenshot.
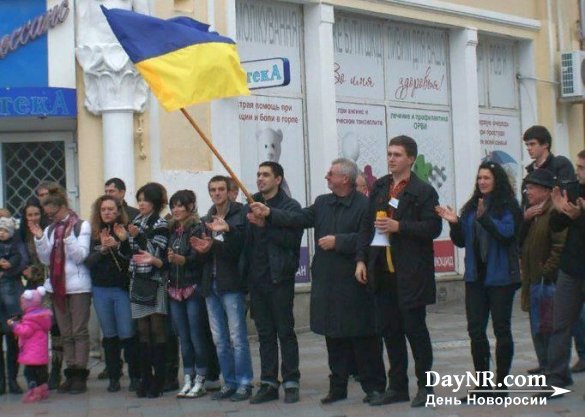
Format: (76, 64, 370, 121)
(35, 219, 92, 294)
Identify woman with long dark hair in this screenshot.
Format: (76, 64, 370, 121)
(436, 161, 522, 398)
(31, 184, 92, 394)
(85, 195, 140, 393)
(128, 182, 169, 398)
(19, 197, 49, 290)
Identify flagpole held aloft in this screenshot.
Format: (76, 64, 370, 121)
(179, 108, 254, 204)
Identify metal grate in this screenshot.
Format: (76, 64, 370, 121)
(2, 141, 66, 215)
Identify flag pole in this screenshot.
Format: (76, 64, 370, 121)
(180, 108, 254, 204)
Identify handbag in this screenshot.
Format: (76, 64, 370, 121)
(530, 277, 555, 334)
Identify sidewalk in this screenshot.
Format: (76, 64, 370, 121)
(2, 296, 584, 417)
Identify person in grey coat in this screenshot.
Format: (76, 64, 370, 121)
(249, 158, 386, 405)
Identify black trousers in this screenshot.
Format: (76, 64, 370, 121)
(250, 280, 299, 387)
(24, 365, 48, 388)
(376, 274, 433, 391)
(325, 335, 386, 395)
(465, 281, 517, 383)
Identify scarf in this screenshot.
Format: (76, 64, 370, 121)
(49, 211, 79, 313)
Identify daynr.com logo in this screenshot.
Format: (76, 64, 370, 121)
(424, 371, 571, 407)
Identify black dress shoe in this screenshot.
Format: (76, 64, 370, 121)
(107, 379, 121, 392)
(320, 391, 347, 404)
(369, 389, 410, 406)
(411, 388, 433, 408)
(284, 387, 299, 403)
(249, 384, 278, 404)
(527, 366, 544, 375)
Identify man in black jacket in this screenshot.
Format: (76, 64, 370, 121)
(249, 158, 386, 405)
(356, 135, 442, 408)
(208, 162, 303, 404)
(540, 149, 585, 397)
(190, 176, 253, 402)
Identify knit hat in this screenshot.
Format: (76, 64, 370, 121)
(525, 169, 557, 190)
(0, 217, 15, 237)
(21, 287, 47, 312)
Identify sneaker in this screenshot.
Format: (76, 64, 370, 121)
(176, 375, 192, 398)
(231, 385, 252, 402)
(284, 387, 299, 403)
(411, 388, 432, 408)
(212, 385, 236, 400)
(205, 379, 222, 391)
(185, 375, 206, 398)
(249, 384, 278, 404)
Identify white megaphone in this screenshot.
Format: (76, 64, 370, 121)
(370, 229, 390, 247)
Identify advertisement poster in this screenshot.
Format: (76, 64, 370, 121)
(333, 14, 385, 100)
(479, 113, 523, 195)
(387, 107, 456, 272)
(238, 95, 309, 282)
(385, 23, 450, 106)
(236, 0, 302, 96)
(336, 102, 387, 183)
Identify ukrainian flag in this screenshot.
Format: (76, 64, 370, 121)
(101, 6, 249, 111)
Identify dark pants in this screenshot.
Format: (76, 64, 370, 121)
(325, 335, 386, 395)
(250, 280, 299, 388)
(0, 332, 19, 382)
(465, 282, 517, 383)
(24, 365, 48, 388)
(546, 270, 585, 386)
(376, 276, 433, 391)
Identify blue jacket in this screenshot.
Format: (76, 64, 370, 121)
(450, 208, 520, 287)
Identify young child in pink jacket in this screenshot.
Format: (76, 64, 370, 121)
(7, 286, 52, 403)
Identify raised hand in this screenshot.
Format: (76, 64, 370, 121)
(249, 202, 270, 218)
(190, 235, 213, 254)
(28, 222, 43, 239)
(113, 223, 128, 241)
(206, 216, 229, 233)
(127, 224, 140, 238)
(477, 198, 486, 217)
(435, 205, 458, 224)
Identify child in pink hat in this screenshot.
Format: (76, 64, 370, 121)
(7, 286, 52, 403)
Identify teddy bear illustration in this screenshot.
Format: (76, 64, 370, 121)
(256, 127, 291, 196)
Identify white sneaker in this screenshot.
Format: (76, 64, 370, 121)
(177, 375, 192, 398)
(186, 375, 206, 398)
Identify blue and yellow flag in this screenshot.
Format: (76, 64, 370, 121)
(101, 7, 249, 111)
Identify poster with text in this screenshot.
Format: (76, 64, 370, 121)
(238, 95, 309, 282)
(479, 113, 523, 196)
(387, 107, 456, 272)
(333, 14, 385, 100)
(236, 0, 303, 96)
(336, 102, 387, 186)
(385, 23, 450, 106)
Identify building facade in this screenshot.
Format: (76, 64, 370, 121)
(1, 1, 584, 323)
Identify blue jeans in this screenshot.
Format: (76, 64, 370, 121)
(92, 286, 135, 339)
(169, 292, 212, 376)
(572, 306, 585, 360)
(206, 283, 253, 388)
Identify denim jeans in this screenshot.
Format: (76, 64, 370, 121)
(250, 280, 299, 388)
(572, 305, 585, 361)
(169, 291, 213, 376)
(205, 282, 253, 388)
(92, 286, 135, 339)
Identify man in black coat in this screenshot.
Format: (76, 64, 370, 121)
(356, 135, 442, 408)
(207, 162, 303, 404)
(249, 158, 386, 405)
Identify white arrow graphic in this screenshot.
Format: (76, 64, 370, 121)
(469, 386, 571, 397)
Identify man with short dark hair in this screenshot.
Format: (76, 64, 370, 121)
(522, 125, 575, 213)
(104, 178, 139, 221)
(190, 175, 253, 401)
(207, 162, 303, 404)
(539, 150, 585, 398)
(249, 158, 386, 405)
(357, 135, 442, 408)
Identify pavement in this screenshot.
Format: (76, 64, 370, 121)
(2, 296, 585, 417)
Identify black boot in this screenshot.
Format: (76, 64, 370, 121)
(103, 337, 121, 392)
(163, 336, 179, 392)
(136, 343, 152, 398)
(122, 337, 140, 392)
(6, 332, 22, 394)
(70, 368, 89, 394)
(150, 343, 167, 398)
(0, 336, 6, 395)
(58, 368, 76, 393)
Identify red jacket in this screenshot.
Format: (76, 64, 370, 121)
(12, 307, 52, 365)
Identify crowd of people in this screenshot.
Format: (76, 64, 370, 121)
(0, 125, 584, 408)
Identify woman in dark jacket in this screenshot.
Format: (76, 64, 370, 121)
(167, 190, 216, 399)
(436, 161, 522, 398)
(85, 195, 139, 393)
